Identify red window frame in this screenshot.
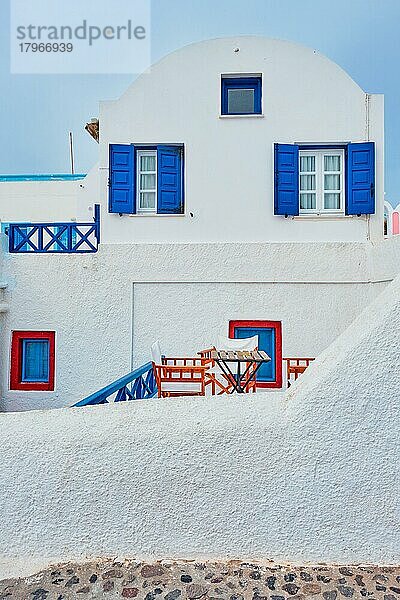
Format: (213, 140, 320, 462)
(228, 320, 282, 389)
(10, 331, 55, 391)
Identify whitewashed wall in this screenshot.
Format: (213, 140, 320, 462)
(0, 179, 82, 224)
(75, 164, 100, 220)
(1, 237, 399, 412)
(132, 281, 383, 364)
(92, 36, 384, 244)
(0, 274, 399, 579)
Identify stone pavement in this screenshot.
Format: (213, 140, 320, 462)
(1, 559, 399, 600)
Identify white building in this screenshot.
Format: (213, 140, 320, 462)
(87, 36, 384, 244)
(0, 36, 395, 412)
(384, 199, 400, 236)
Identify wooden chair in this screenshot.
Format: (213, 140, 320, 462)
(197, 348, 215, 361)
(153, 363, 208, 398)
(151, 341, 213, 397)
(163, 356, 211, 367)
(283, 357, 315, 387)
(197, 347, 229, 395)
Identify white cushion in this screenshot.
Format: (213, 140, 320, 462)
(151, 340, 162, 364)
(217, 335, 258, 351)
(161, 382, 203, 392)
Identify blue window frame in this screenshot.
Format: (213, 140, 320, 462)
(109, 144, 184, 215)
(274, 142, 375, 216)
(221, 76, 262, 115)
(21, 339, 50, 382)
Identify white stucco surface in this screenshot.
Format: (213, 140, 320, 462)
(132, 281, 382, 364)
(0, 179, 81, 224)
(1, 238, 399, 412)
(0, 274, 399, 579)
(93, 36, 384, 244)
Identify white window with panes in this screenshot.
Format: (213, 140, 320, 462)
(137, 150, 157, 214)
(299, 149, 344, 214)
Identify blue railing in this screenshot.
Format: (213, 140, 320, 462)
(7, 204, 100, 254)
(73, 362, 157, 407)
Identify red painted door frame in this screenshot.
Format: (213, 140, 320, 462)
(228, 320, 282, 389)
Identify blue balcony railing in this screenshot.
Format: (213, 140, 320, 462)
(7, 204, 100, 254)
(73, 362, 157, 407)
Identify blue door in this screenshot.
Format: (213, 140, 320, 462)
(229, 321, 282, 388)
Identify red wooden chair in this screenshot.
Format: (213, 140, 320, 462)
(283, 357, 315, 387)
(153, 363, 208, 398)
(163, 356, 212, 367)
(151, 341, 211, 398)
(197, 347, 234, 394)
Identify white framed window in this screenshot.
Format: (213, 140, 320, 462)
(299, 149, 344, 214)
(137, 150, 157, 213)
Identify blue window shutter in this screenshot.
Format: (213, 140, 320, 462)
(274, 143, 299, 216)
(22, 340, 49, 382)
(108, 144, 135, 214)
(157, 146, 183, 214)
(346, 142, 375, 215)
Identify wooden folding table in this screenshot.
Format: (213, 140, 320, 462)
(210, 349, 271, 394)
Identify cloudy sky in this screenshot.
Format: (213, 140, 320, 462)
(1, 0, 399, 202)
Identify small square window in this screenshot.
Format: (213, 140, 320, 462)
(10, 331, 55, 391)
(221, 76, 262, 115)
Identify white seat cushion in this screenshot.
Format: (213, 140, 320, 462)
(151, 340, 162, 364)
(217, 335, 259, 351)
(161, 382, 203, 392)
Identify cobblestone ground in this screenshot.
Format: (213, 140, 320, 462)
(1, 559, 400, 600)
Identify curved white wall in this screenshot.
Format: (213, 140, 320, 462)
(95, 36, 384, 244)
(1, 274, 399, 580)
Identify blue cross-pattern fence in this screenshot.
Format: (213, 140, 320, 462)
(7, 204, 100, 254)
(73, 362, 157, 407)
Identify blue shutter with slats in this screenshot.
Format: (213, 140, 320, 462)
(157, 146, 183, 214)
(108, 144, 135, 214)
(274, 143, 299, 216)
(346, 142, 375, 215)
(22, 340, 49, 382)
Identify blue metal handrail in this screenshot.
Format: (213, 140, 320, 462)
(7, 204, 100, 254)
(74, 362, 157, 407)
